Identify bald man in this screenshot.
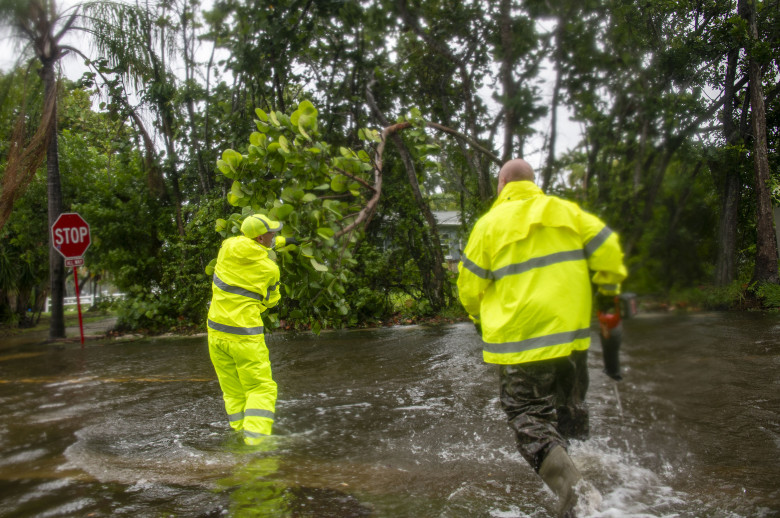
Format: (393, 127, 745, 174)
(458, 159, 627, 516)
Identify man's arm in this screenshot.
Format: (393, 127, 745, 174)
(457, 228, 492, 323)
(262, 279, 281, 310)
(581, 211, 628, 295)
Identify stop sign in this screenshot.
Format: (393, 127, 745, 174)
(51, 212, 91, 259)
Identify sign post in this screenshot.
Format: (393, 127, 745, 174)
(51, 213, 91, 346)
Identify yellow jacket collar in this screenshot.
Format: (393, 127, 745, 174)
(492, 181, 543, 209)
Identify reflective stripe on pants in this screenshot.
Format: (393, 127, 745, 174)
(208, 333, 277, 442)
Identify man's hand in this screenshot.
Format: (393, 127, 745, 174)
(274, 236, 299, 248)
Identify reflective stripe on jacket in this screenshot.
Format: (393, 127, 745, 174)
(207, 235, 281, 340)
(457, 181, 627, 365)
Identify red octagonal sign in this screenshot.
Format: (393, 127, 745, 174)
(51, 212, 91, 259)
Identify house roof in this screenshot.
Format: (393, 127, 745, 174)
(433, 211, 460, 227)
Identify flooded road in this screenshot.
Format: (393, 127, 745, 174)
(0, 312, 778, 517)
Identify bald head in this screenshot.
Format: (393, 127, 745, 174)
(497, 159, 535, 194)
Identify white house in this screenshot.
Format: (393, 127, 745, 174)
(433, 211, 464, 270)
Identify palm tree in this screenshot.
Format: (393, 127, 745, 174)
(0, 0, 80, 338)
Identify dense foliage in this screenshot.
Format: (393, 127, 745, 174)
(1, 0, 779, 332)
(209, 101, 380, 332)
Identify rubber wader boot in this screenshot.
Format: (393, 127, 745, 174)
(538, 445, 582, 517)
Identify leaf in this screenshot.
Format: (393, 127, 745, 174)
(278, 135, 290, 153)
(205, 258, 217, 276)
(302, 193, 317, 203)
(330, 174, 348, 193)
(269, 111, 280, 127)
(227, 192, 241, 206)
(216, 159, 234, 178)
(297, 113, 311, 128)
(215, 218, 227, 232)
(255, 108, 269, 122)
(359, 128, 381, 142)
(317, 227, 335, 239)
(323, 200, 343, 218)
(272, 204, 294, 220)
(222, 149, 243, 169)
(312, 321, 322, 336)
(298, 123, 311, 141)
(249, 132, 266, 147)
(298, 99, 317, 116)
(310, 258, 329, 272)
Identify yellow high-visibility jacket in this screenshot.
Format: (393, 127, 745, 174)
(457, 181, 627, 365)
(207, 235, 281, 340)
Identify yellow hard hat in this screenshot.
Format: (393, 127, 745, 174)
(240, 214, 283, 238)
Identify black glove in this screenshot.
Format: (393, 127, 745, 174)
(285, 237, 299, 246)
(601, 325, 623, 381)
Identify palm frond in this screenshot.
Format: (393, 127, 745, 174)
(80, 0, 178, 90)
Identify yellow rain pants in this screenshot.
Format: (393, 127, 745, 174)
(209, 334, 277, 443)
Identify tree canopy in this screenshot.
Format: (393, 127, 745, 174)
(1, 0, 778, 331)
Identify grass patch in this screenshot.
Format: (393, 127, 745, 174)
(0, 308, 116, 337)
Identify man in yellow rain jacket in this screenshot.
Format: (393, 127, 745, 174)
(208, 214, 282, 446)
(458, 159, 627, 516)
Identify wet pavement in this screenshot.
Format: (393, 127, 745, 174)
(0, 312, 778, 517)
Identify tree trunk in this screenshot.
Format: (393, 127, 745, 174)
(542, 17, 566, 191)
(364, 87, 449, 311)
(498, 0, 517, 164)
(715, 46, 741, 286)
(742, 0, 780, 284)
(542, 66, 560, 192)
(390, 133, 448, 310)
(42, 62, 65, 339)
(180, 3, 212, 195)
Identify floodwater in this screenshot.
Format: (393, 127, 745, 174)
(0, 312, 778, 517)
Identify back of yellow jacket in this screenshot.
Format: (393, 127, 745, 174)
(457, 181, 627, 365)
(207, 235, 281, 340)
